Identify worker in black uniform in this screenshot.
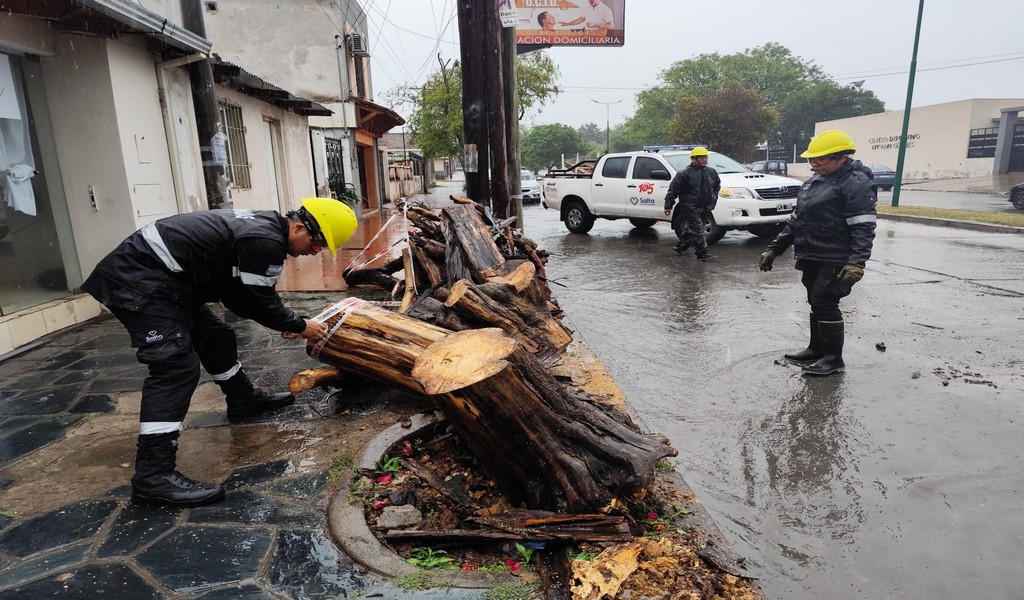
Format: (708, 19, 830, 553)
(758, 130, 876, 376)
(663, 146, 721, 262)
(82, 198, 358, 507)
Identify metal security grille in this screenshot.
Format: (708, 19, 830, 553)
(966, 127, 998, 159)
(218, 101, 251, 188)
(325, 137, 346, 197)
(1011, 124, 1024, 172)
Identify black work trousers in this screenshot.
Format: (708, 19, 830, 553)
(109, 304, 239, 433)
(671, 204, 709, 255)
(799, 261, 853, 322)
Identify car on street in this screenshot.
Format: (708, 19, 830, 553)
(520, 169, 541, 204)
(1011, 182, 1024, 210)
(868, 164, 896, 191)
(749, 159, 788, 176)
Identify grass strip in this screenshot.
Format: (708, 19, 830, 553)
(877, 204, 1024, 228)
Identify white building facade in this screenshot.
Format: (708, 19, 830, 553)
(0, 1, 327, 356)
(815, 98, 1024, 180)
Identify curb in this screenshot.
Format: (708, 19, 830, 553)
(877, 212, 1024, 235)
(327, 411, 517, 589)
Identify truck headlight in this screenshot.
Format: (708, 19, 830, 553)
(721, 187, 754, 199)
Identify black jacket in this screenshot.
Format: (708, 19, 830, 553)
(664, 164, 721, 211)
(767, 160, 876, 266)
(82, 209, 306, 333)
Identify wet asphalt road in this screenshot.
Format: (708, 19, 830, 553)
(522, 202, 1024, 600)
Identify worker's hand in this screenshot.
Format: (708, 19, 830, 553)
(289, 319, 328, 342)
(758, 250, 776, 272)
(837, 264, 865, 285)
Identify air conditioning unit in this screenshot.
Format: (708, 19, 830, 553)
(347, 33, 369, 57)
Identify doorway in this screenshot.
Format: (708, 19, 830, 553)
(0, 53, 71, 315)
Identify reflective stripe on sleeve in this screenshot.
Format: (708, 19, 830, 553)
(847, 214, 877, 225)
(140, 421, 183, 435)
(238, 271, 279, 286)
(141, 223, 183, 273)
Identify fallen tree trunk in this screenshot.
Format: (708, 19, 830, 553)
(308, 298, 676, 512)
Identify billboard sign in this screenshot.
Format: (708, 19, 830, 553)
(514, 0, 625, 47)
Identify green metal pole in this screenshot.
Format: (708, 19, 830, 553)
(891, 0, 925, 208)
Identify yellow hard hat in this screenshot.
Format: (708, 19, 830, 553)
(801, 130, 856, 158)
(299, 197, 358, 255)
(690, 146, 709, 157)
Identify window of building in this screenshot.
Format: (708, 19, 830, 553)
(353, 56, 366, 98)
(218, 101, 252, 188)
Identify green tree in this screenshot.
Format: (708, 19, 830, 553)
(398, 63, 464, 162)
(578, 122, 604, 144)
(668, 84, 778, 158)
(622, 43, 882, 155)
(387, 52, 560, 167)
(776, 82, 884, 153)
(516, 51, 560, 120)
(521, 124, 589, 172)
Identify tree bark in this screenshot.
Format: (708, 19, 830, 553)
(307, 299, 676, 512)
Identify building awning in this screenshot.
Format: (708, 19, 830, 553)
(212, 57, 332, 117)
(1, 0, 211, 54)
(352, 97, 406, 138)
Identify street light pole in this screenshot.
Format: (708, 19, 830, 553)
(891, 0, 925, 208)
(591, 99, 622, 154)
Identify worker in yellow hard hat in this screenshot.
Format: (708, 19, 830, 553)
(757, 130, 877, 376)
(81, 198, 358, 508)
(288, 197, 359, 256)
(663, 146, 721, 261)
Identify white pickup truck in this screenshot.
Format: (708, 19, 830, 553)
(541, 147, 803, 244)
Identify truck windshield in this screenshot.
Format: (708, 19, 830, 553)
(663, 152, 751, 174)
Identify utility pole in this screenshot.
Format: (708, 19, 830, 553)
(456, 0, 490, 207)
(180, 0, 229, 210)
(503, 25, 522, 229)
(483, 0, 510, 219)
(891, 0, 925, 208)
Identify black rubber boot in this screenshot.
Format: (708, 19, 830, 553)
(673, 241, 691, 255)
(131, 433, 225, 507)
(803, 320, 845, 376)
(785, 314, 823, 364)
(696, 252, 717, 262)
(218, 370, 295, 423)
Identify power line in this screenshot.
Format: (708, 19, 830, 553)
(835, 54, 1024, 80)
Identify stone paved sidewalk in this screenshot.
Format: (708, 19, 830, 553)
(0, 295, 493, 599)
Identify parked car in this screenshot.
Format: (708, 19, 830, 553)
(1010, 182, 1024, 210)
(749, 159, 788, 176)
(520, 169, 541, 204)
(868, 164, 896, 191)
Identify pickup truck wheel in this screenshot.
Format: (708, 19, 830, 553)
(747, 223, 785, 239)
(702, 214, 727, 245)
(565, 203, 596, 234)
(628, 218, 658, 229)
(1011, 188, 1024, 210)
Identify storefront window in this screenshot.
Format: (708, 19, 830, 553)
(0, 53, 68, 315)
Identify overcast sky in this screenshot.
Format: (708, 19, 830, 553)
(361, 0, 1024, 130)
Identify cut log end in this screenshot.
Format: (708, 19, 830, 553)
(288, 367, 342, 394)
(412, 328, 518, 394)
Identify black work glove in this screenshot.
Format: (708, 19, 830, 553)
(759, 250, 776, 272)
